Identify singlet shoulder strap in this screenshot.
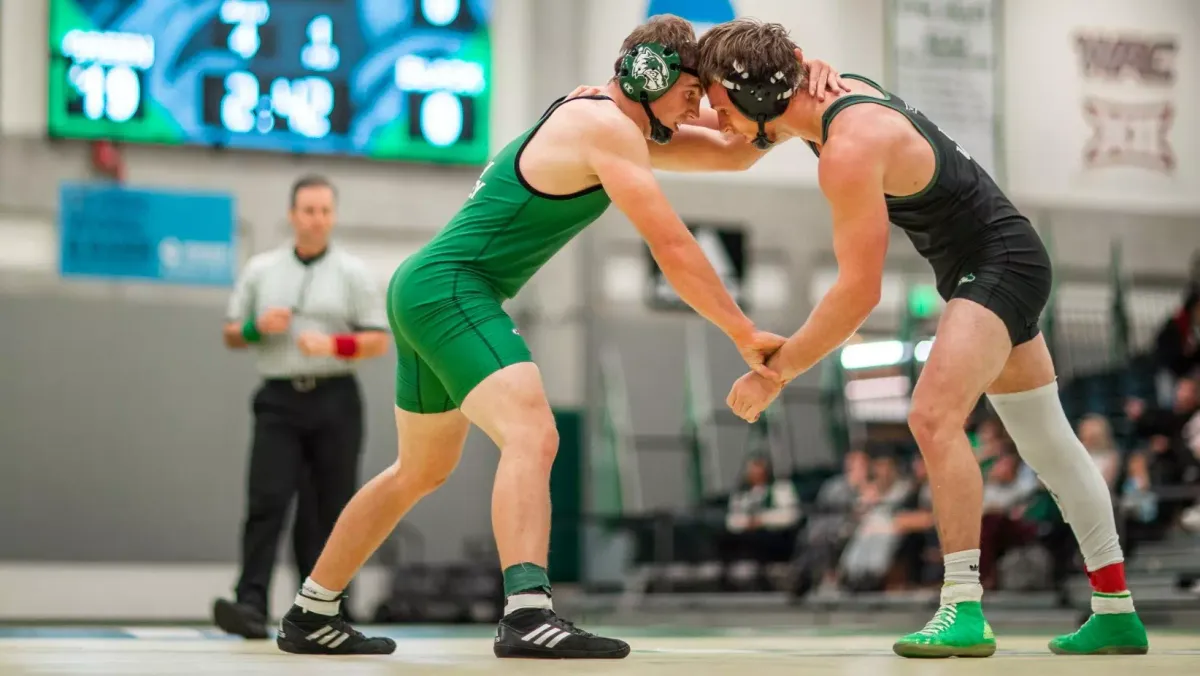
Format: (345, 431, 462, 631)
(537, 94, 613, 121)
(816, 74, 905, 144)
(516, 95, 614, 201)
(810, 74, 944, 201)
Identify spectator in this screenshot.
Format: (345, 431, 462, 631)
(1154, 290, 1200, 380)
(720, 454, 800, 589)
(814, 448, 869, 513)
(1077, 414, 1122, 490)
(790, 449, 869, 596)
(890, 456, 939, 590)
(855, 452, 914, 515)
(1126, 377, 1199, 495)
(1119, 452, 1163, 550)
(839, 451, 914, 591)
(1177, 416, 1200, 531)
(979, 450, 1039, 590)
(1126, 376, 1199, 445)
(975, 416, 1010, 462)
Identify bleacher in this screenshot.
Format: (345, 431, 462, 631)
(583, 251, 1200, 629)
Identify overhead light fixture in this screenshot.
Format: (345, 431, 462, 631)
(844, 375, 911, 401)
(840, 340, 905, 370)
(838, 338, 936, 370)
(914, 339, 935, 363)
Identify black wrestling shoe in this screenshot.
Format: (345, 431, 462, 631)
(276, 605, 396, 655)
(493, 608, 630, 659)
(212, 598, 268, 640)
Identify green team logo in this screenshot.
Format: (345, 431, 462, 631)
(630, 45, 671, 94)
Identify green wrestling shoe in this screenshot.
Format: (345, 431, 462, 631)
(1049, 610, 1148, 655)
(893, 601, 996, 658)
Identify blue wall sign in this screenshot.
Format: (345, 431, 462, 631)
(58, 182, 236, 286)
(646, 0, 736, 31)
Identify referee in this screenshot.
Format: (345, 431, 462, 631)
(213, 175, 389, 639)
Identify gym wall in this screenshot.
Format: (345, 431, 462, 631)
(0, 0, 1197, 620)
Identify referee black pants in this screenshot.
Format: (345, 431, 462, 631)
(235, 374, 363, 614)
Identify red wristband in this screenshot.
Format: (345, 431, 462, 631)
(333, 334, 358, 358)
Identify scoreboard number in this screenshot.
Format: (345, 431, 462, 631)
(70, 64, 141, 123)
(61, 29, 153, 124)
(220, 71, 337, 138)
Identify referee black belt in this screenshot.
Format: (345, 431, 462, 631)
(264, 373, 355, 392)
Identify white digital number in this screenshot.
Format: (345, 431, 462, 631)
(421, 91, 464, 147)
(221, 71, 260, 133)
(220, 0, 271, 59)
(73, 64, 107, 121)
(422, 0, 461, 26)
(104, 66, 140, 122)
(272, 77, 334, 139)
(301, 15, 340, 72)
(69, 63, 140, 122)
(468, 161, 494, 199)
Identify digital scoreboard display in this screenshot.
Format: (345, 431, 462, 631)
(48, 0, 492, 165)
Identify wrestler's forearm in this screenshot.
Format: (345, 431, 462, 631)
(769, 283, 877, 380)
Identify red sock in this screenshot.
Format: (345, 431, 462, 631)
(1088, 561, 1128, 594)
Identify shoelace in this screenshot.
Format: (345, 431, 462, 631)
(916, 604, 958, 636)
(1068, 614, 1099, 637)
(331, 617, 373, 641)
(550, 615, 595, 638)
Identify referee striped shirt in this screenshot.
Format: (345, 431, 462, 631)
(226, 245, 388, 378)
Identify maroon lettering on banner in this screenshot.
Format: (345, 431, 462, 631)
(1075, 31, 1179, 174)
(1074, 33, 1178, 84)
(1082, 98, 1175, 173)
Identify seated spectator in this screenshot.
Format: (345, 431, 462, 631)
(720, 454, 800, 589)
(813, 448, 869, 515)
(839, 451, 915, 591)
(890, 456, 939, 590)
(1154, 290, 1200, 381)
(865, 451, 915, 512)
(1176, 416, 1200, 530)
(979, 449, 1039, 590)
(1120, 452, 1163, 551)
(1124, 377, 1200, 523)
(789, 449, 869, 596)
(975, 415, 1010, 462)
(1126, 376, 1199, 450)
(1077, 414, 1122, 491)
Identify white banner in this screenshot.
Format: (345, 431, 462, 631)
(888, 0, 1002, 182)
(1004, 0, 1198, 213)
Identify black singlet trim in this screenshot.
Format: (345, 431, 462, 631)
(451, 269, 503, 368)
(413, 349, 424, 414)
(808, 74, 942, 202)
(514, 95, 612, 201)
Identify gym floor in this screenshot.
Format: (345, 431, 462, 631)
(1, 627, 1196, 675)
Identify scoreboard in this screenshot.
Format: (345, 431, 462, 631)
(47, 0, 492, 165)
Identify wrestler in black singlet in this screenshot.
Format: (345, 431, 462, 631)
(806, 74, 1052, 346)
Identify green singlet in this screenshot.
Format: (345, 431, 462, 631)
(387, 95, 614, 412)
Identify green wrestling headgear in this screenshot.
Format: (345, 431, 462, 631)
(616, 42, 698, 145)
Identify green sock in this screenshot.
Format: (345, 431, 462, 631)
(503, 563, 551, 597)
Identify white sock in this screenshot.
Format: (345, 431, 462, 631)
(941, 549, 983, 604)
(987, 382, 1124, 571)
(1092, 591, 1135, 615)
(504, 592, 552, 616)
(295, 577, 341, 616)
